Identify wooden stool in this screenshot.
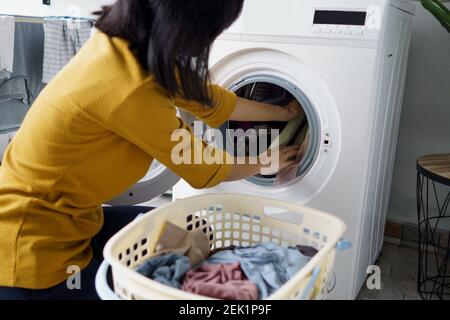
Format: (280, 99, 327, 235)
(417, 154, 450, 300)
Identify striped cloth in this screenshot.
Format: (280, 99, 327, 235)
(42, 18, 92, 83)
(0, 16, 15, 79)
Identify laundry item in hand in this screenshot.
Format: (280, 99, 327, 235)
(135, 253, 190, 289)
(43, 18, 92, 83)
(275, 129, 310, 186)
(181, 262, 258, 300)
(154, 221, 210, 266)
(205, 242, 311, 299)
(268, 116, 304, 150)
(0, 16, 15, 79)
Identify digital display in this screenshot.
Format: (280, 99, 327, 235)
(314, 10, 367, 26)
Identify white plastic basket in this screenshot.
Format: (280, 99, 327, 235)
(96, 193, 350, 300)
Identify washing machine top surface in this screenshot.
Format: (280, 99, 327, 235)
(221, 0, 415, 46)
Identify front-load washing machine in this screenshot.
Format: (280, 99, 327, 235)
(108, 0, 415, 299)
(170, 0, 416, 299)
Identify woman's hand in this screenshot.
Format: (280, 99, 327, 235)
(260, 145, 301, 175)
(225, 145, 301, 181)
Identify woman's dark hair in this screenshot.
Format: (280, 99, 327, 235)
(95, 0, 244, 106)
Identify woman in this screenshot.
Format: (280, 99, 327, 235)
(0, 0, 302, 300)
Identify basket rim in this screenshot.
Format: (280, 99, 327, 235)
(103, 193, 347, 300)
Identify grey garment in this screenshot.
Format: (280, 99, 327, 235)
(205, 243, 312, 299)
(135, 253, 191, 289)
(0, 76, 30, 133)
(0, 76, 30, 104)
(0, 16, 15, 79)
(0, 22, 44, 134)
(42, 19, 92, 83)
(13, 22, 45, 102)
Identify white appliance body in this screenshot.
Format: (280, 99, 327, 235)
(173, 0, 415, 299)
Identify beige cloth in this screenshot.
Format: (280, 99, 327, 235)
(154, 221, 210, 266)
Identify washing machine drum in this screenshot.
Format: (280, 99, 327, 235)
(219, 78, 320, 187)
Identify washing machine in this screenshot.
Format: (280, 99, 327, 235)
(109, 0, 416, 299)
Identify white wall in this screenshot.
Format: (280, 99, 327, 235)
(388, 2, 450, 224)
(0, 0, 113, 18)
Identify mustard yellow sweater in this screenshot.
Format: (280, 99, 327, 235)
(0, 31, 236, 289)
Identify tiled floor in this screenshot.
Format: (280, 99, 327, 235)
(357, 243, 423, 300)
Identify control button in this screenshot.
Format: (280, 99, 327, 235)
(353, 30, 363, 35)
(343, 29, 352, 34)
(332, 29, 342, 34)
(321, 28, 332, 34)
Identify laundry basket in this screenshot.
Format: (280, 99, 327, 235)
(96, 194, 350, 300)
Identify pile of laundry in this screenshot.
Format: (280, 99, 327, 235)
(134, 221, 318, 300)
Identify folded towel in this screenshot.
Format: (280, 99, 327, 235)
(43, 18, 92, 83)
(0, 16, 15, 79)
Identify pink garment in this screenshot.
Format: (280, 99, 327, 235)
(181, 263, 258, 300)
(275, 132, 309, 186)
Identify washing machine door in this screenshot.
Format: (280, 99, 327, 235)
(106, 161, 180, 206)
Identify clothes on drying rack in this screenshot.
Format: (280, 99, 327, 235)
(0, 22, 45, 135)
(154, 221, 210, 266)
(181, 262, 258, 300)
(0, 77, 30, 133)
(135, 253, 191, 289)
(205, 242, 312, 299)
(0, 16, 15, 79)
(0, 76, 30, 104)
(42, 18, 92, 83)
(13, 22, 45, 102)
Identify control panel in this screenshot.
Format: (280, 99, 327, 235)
(312, 9, 368, 37)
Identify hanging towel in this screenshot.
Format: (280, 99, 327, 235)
(0, 76, 30, 104)
(135, 253, 191, 289)
(205, 243, 312, 299)
(13, 21, 45, 103)
(42, 18, 92, 83)
(181, 263, 258, 300)
(153, 221, 210, 266)
(0, 16, 15, 79)
(0, 77, 30, 133)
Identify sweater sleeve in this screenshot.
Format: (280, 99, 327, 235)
(107, 83, 233, 189)
(174, 85, 237, 128)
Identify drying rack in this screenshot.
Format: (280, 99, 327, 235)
(2, 14, 94, 25)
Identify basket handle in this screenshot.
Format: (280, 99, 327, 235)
(263, 206, 304, 225)
(299, 267, 321, 300)
(336, 239, 352, 251)
(95, 261, 121, 300)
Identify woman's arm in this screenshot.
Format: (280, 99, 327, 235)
(229, 97, 304, 122)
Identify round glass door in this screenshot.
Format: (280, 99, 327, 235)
(219, 75, 320, 187)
